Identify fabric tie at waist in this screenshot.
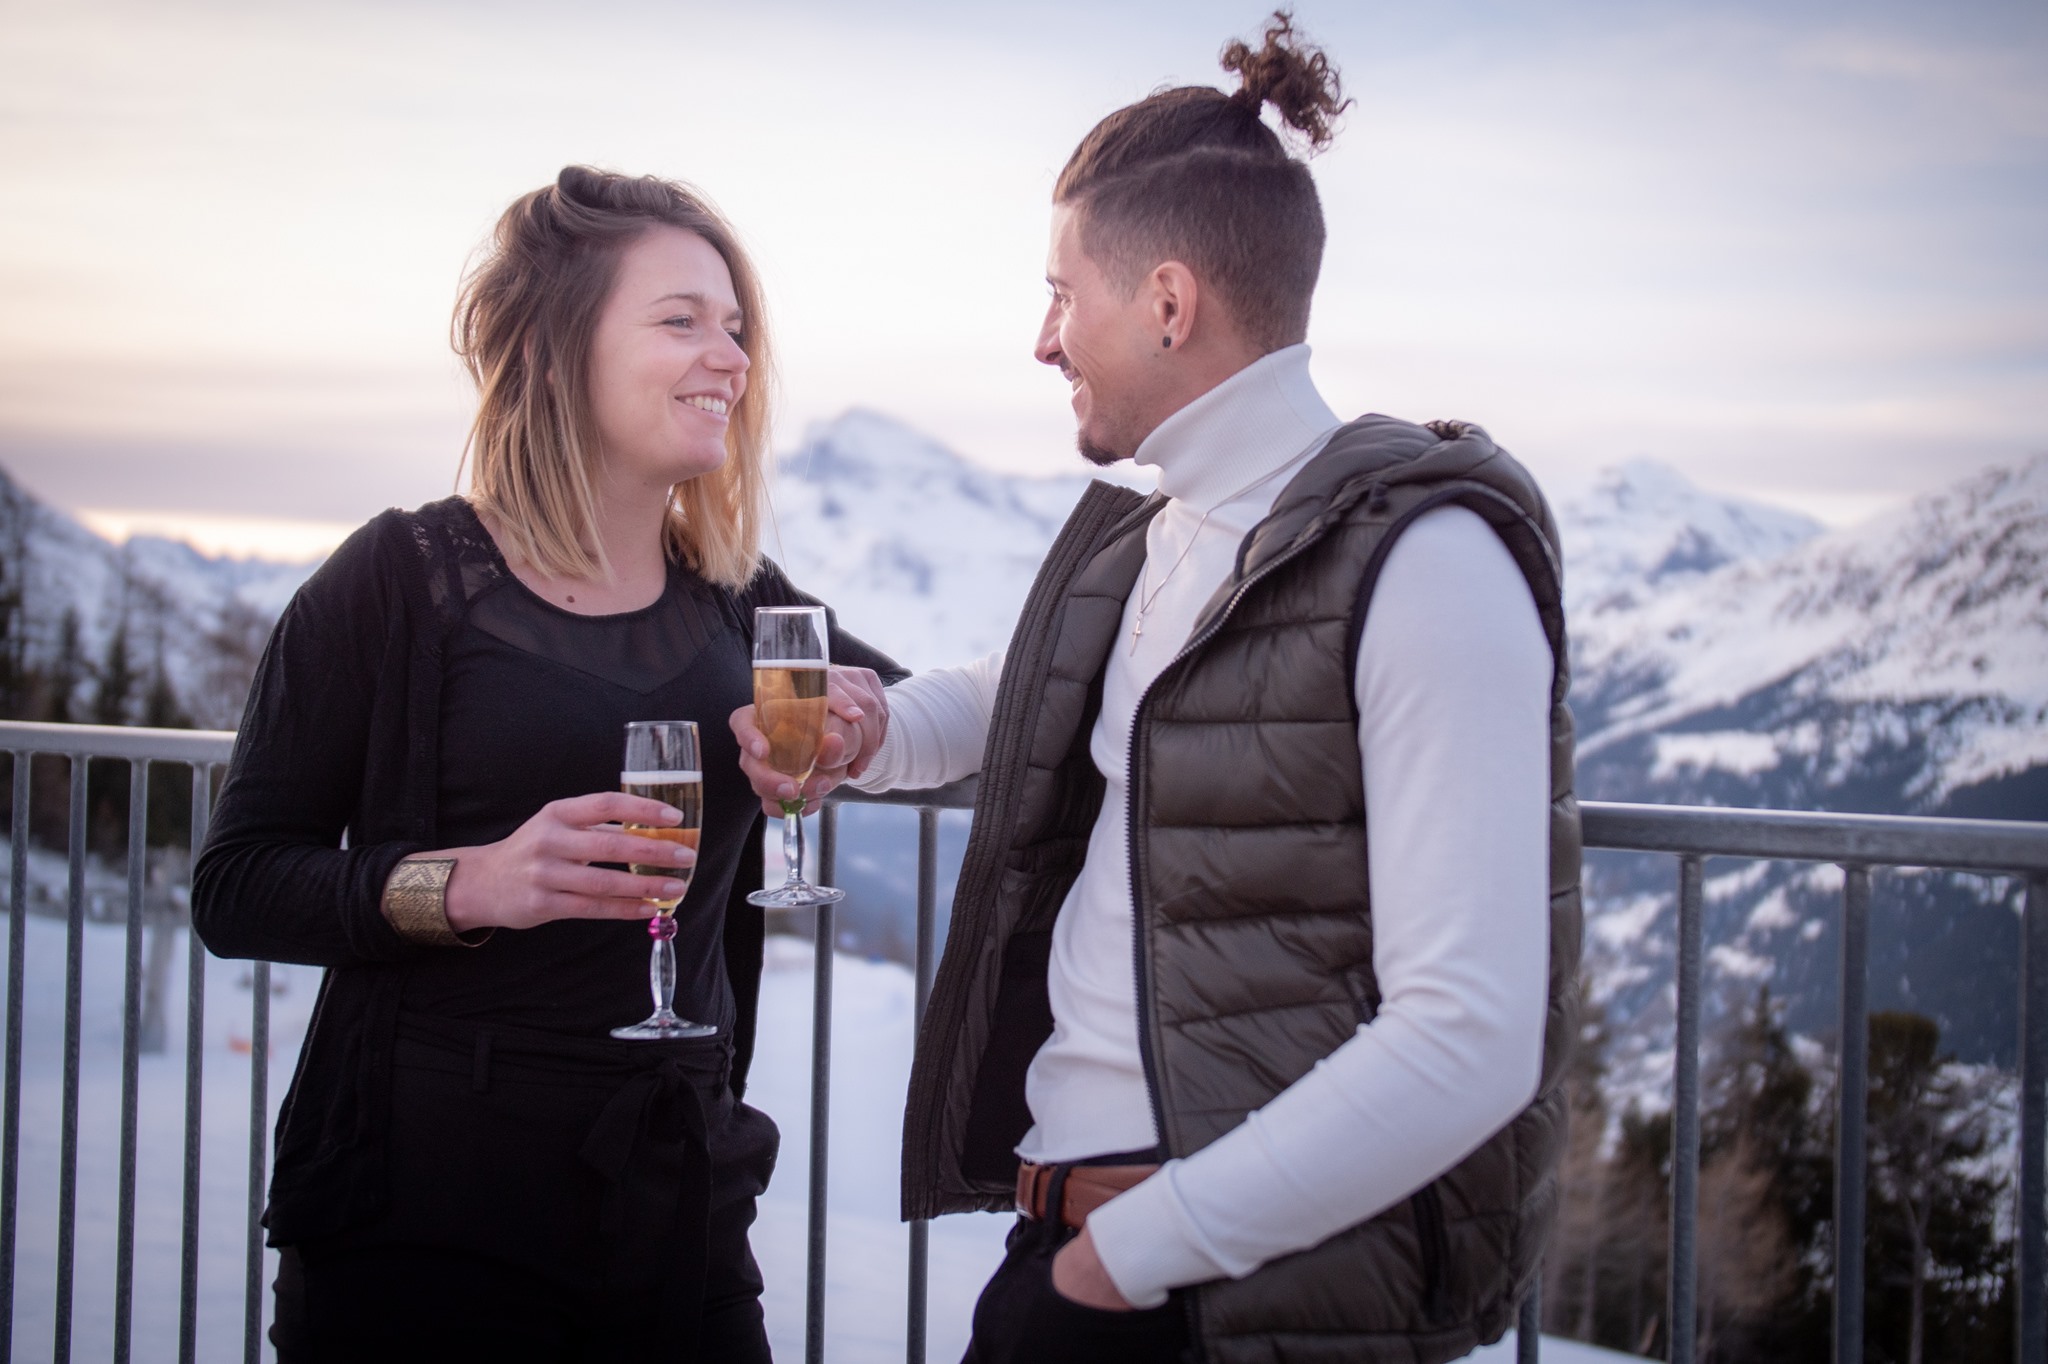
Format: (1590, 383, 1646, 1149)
(394, 1010, 729, 1354)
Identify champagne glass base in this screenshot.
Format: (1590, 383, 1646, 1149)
(610, 1009, 717, 1041)
(747, 882, 847, 909)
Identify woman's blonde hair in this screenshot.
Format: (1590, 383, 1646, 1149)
(454, 165, 772, 588)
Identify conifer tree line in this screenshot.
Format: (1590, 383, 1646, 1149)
(0, 470, 273, 861)
(1545, 986, 2020, 1363)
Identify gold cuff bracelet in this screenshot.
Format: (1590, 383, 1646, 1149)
(380, 856, 488, 949)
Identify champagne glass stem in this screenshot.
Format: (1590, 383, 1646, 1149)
(781, 799, 805, 890)
(650, 931, 677, 1017)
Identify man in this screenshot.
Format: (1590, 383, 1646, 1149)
(737, 14, 1580, 1363)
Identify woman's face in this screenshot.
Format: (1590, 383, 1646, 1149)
(586, 225, 750, 494)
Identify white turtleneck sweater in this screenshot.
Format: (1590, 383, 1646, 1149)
(850, 346, 1552, 1308)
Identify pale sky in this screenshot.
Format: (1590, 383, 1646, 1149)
(2, 0, 2043, 557)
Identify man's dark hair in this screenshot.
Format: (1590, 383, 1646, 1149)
(1054, 11, 1351, 352)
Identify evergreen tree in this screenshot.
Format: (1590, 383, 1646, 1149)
(45, 607, 84, 723)
(1543, 980, 1616, 1343)
(1604, 1105, 1673, 1358)
(195, 595, 272, 729)
(94, 623, 135, 726)
(0, 477, 28, 720)
(1861, 1011, 2009, 1364)
(1699, 986, 1833, 1361)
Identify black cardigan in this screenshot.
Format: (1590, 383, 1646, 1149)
(192, 497, 905, 1244)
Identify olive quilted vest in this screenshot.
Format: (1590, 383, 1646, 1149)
(902, 414, 1583, 1364)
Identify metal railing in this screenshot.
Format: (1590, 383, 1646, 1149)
(2, 718, 2045, 1364)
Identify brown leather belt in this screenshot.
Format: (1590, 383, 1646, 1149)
(1015, 1160, 1159, 1230)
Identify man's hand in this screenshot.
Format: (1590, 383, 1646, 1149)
(826, 666, 888, 777)
(730, 665, 889, 818)
(1050, 1225, 1135, 1311)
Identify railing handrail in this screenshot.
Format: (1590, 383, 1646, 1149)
(8, 719, 2047, 875)
(0, 720, 235, 766)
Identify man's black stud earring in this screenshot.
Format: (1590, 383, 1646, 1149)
(1162, 335, 1172, 349)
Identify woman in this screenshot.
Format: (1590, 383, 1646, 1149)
(193, 166, 897, 1361)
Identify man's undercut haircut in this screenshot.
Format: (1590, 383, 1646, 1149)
(1054, 10, 1350, 354)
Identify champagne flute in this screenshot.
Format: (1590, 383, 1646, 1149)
(746, 606, 846, 909)
(611, 720, 716, 1040)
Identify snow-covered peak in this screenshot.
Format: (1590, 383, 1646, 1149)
(766, 411, 1106, 671)
(1557, 458, 1824, 615)
(783, 409, 991, 494)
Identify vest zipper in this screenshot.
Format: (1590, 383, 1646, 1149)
(1123, 503, 1355, 1149)
(1409, 1182, 1451, 1321)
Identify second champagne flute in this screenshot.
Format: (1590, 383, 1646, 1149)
(747, 606, 845, 908)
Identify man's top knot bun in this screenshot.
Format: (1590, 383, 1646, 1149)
(1221, 10, 1351, 153)
(555, 165, 605, 204)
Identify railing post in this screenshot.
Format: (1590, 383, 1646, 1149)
(907, 807, 940, 1364)
(180, 764, 210, 1364)
(1834, 866, 1871, 1364)
(807, 807, 838, 1364)
(54, 755, 86, 1364)
(244, 959, 269, 1364)
(114, 759, 147, 1364)
(2018, 875, 2046, 1364)
(1669, 855, 1703, 1364)
(1518, 1283, 1541, 1363)
(2, 753, 30, 1364)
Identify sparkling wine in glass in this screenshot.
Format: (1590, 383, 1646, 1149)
(746, 607, 845, 909)
(612, 720, 716, 1040)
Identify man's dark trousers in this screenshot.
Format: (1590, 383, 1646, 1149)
(961, 1211, 1191, 1364)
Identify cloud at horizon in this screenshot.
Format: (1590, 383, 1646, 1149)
(1, 0, 2042, 549)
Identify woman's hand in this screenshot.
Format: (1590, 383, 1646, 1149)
(730, 665, 890, 817)
(434, 792, 696, 933)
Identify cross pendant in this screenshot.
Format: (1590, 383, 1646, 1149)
(1129, 614, 1144, 652)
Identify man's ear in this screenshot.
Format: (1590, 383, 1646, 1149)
(1148, 261, 1199, 351)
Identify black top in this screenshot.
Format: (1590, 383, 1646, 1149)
(191, 497, 905, 1243)
(414, 562, 758, 1034)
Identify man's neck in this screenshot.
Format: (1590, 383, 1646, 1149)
(1134, 346, 1342, 511)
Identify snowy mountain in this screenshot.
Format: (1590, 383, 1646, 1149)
(1555, 457, 1823, 617)
(764, 409, 1145, 672)
(767, 420, 2046, 1076)
(1572, 457, 2048, 805)
(0, 465, 316, 727)
(1569, 456, 2048, 1079)
(6, 418, 2042, 1077)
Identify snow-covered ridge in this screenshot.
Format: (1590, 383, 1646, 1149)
(764, 409, 1138, 672)
(1554, 457, 1824, 617)
(1574, 454, 2048, 799)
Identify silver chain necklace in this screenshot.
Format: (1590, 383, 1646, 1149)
(1129, 432, 1330, 653)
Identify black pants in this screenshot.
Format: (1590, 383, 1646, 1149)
(272, 1014, 778, 1363)
(961, 1214, 1193, 1364)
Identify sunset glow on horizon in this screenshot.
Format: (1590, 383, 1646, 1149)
(3, 0, 2043, 558)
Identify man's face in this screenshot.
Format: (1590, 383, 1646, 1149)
(1035, 205, 1168, 466)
